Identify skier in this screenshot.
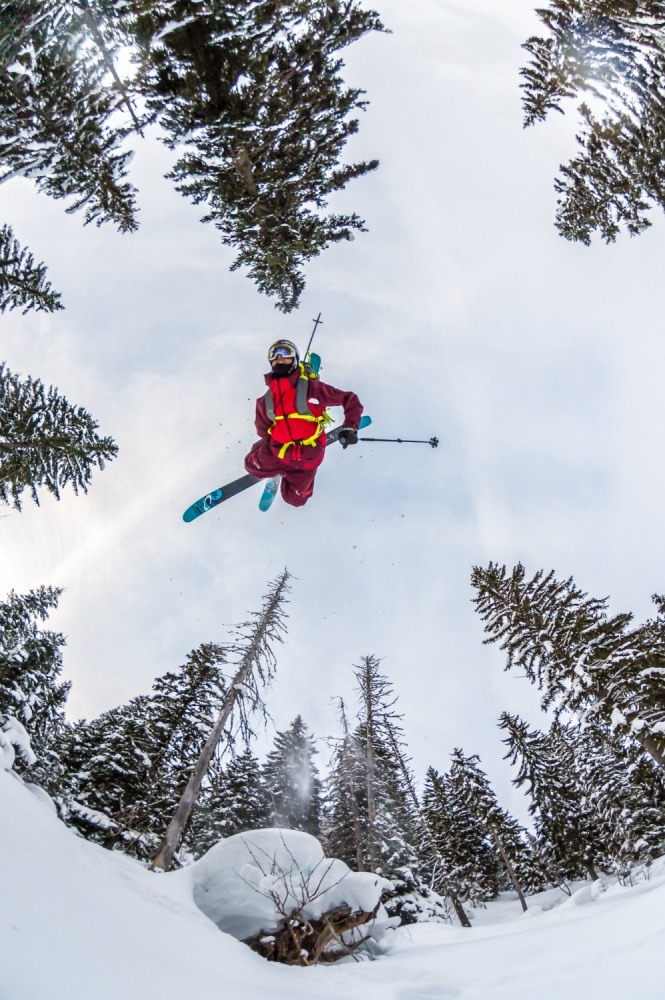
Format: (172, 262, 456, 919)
(244, 340, 363, 507)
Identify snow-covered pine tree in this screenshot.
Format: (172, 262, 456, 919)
(422, 762, 498, 908)
(0, 585, 69, 785)
(471, 563, 665, 770)
(0, 2, 139, 232)
(350, 655, 448, 924)
(324, 698, 367, 871)
(422, 765, 479, 922)
(57, 642, 229, 857)
(447, 749, 534, 910)
(56, 696, 156, 848)
(132, 0, 385, 312)
(263, 715, 322, 837)
(1, 1, 383, 312)
(520, 1, 665, 245)
(571, 722, 665, 871)
(186, 747, 269, 858)
(151, 570, 291, 871)
(0, 224, 63, 314)
(499, 712, 604, 881)
(0, 363, 118, 509)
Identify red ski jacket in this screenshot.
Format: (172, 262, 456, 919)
(255, 369, 363, 465)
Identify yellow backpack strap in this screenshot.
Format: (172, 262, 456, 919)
(295, 365, 314, 416)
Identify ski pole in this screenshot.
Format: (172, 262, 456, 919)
(304, 312, 323, 359)
(359, 436, 439, 448)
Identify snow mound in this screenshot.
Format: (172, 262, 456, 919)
(0, 715, 36, 770)
(184, 827, 396, 942)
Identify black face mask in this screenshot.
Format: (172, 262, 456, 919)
(270, 362, 294, 378)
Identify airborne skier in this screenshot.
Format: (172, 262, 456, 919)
(244, 340, 363, 507)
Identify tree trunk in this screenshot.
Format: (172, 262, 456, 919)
(364, 701, 378, 870)
(149, 669, 248, 871)
(150, 571, 290, 871)
(490, 825, 527, 912)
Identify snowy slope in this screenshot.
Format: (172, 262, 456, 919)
(2, 769, 664, 1000)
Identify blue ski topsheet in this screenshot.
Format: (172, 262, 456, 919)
(258, 477, 281, 512)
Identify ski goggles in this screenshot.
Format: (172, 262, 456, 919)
(268, 343, 297, 361)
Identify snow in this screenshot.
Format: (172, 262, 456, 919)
(2, 769, 665, 1000)
(0, 716, 36, 769)
(180, 827, 394, 940)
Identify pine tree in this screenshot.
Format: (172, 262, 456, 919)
(263, 715, 322, 836)
(132, 0, 384, 311)
(471, 563, 665, 770)
(349, 655, 450, 923)
(0, 585, 69, 783)
(499, 712, 604, 881)
(447, 749, 534, 909)
(324, 698, 367, 871)
(520, 1, 665, 243)
(422, 765, 479, 919)
(0, 224, 63, 314)
(0, 363, 118, 509)
(56, 642, 229, 857)
(571, 722, 665, 870)
(0, 2, 139, 231)
(0, 1, 384, 312)
(186, 747, 269, 857)
(56, 696, 157, 848)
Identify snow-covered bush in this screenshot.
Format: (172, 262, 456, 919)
(0, 716, 36, 771)
(183, 828, 398, 963)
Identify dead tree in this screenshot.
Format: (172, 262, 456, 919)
(150, 570, 291, 871)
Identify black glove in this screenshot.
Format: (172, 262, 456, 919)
(338, 427, 358, 449)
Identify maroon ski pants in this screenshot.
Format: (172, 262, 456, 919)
(244, 440, 324, 508)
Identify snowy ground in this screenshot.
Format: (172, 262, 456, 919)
(2, 769, 664, 1000)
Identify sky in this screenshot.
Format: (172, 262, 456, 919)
(2, 0, 665, 822)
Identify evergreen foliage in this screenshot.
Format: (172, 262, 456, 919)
(563, 722, 665, 870)
(0, 1, 384, 311)
(0, 363, 118, 510)
(326, 656, 447, 923)
(186, 747, 269, 857)
(0, 1, 139, 231)
(446, 750, 503, 902)
(520, 1, 665, 243)
(0, 224, 63, 314)
(57, 643, 229, 859)
(133, 0, 384, 311)
(446, 749, 542, 903)
(0, 585, 69, 784)
(324, 699, 368, 872)
(499, 712, 604, 880)
(471, 563, 665, 769)
(263, 715, 322, 836)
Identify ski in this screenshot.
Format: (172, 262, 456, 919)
(258, 476, 281, 512)
(182, 415, 371, 522)
(183, 474, 259, 522)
